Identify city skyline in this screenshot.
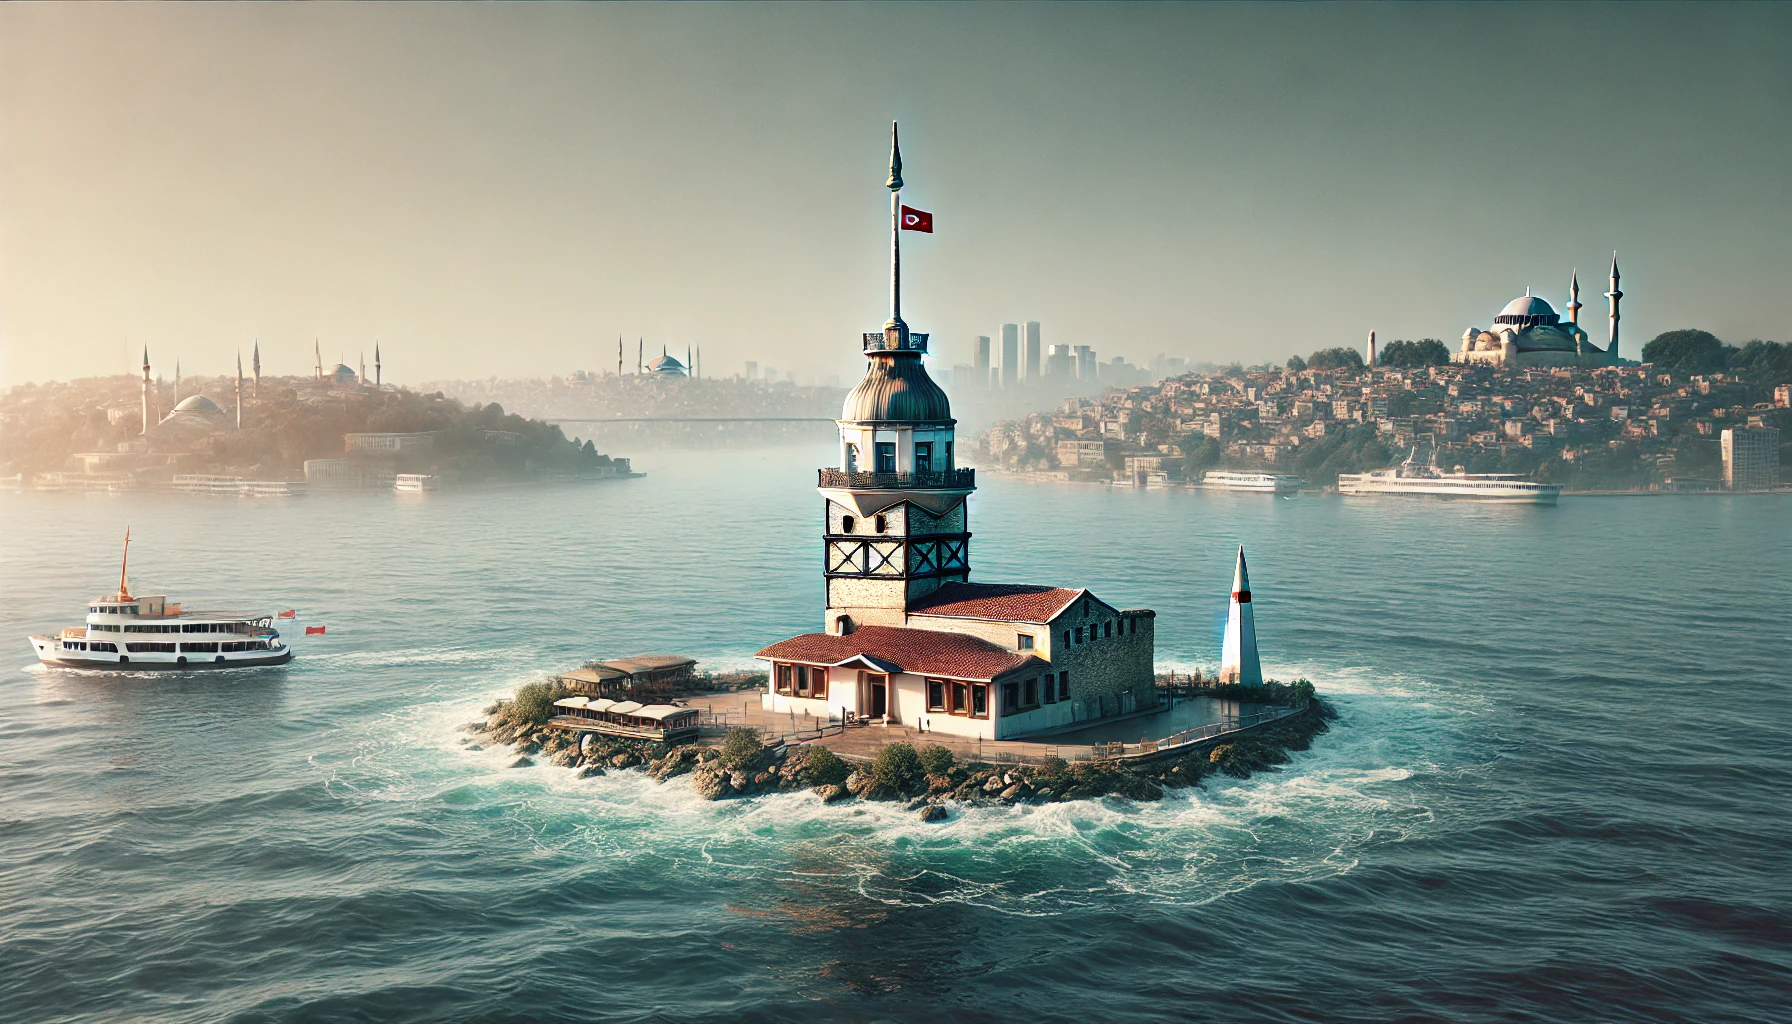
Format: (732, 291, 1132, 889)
(4, 4, 1790, 386)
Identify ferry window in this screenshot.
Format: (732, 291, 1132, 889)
(914, 442, 932, 474)
(1023, 678, 1038, 706)
(927, 679, 946, 711)
(971, 684, 988, 718)
(951, 682, 969, 714)
(1001, 682, 1018, 714)
(1059, 672, 1070, 701)
(841, 515, 855, 534)
(875, 442, 896, 473)
(1017, 634, 1034, 650)
(874, 514, 887, 534)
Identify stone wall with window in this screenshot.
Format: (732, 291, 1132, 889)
(1049, 607, 1157, 719)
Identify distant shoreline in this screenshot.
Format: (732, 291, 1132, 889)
(974, 468, 1787, 498)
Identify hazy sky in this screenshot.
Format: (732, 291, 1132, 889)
(3, 3, 1790, 387)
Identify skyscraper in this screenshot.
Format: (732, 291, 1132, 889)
(1722, 426, 1781, 490)
(1023, 322, 1041, 382)
(973, 335, 990, 388)
(999, 323, 1019, 388)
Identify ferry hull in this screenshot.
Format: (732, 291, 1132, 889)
(1337, 484, 1559, 505)
(28, 636, 294, 669)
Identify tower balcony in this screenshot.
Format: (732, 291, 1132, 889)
(863, 329, 930, 354)
(818, 468, 974, 490)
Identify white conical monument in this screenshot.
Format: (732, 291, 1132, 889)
(1219, 545, 1262, 686)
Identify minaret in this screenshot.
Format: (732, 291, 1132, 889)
(617, 336, 623, 377)
(686, 345, 693, 377)
(1565, 269, 1582, 325)
(1605, 252, 1622, 362)
(140, 346, 152, 435)
(252, 341, 261, 397)
(819, 122, 971, 634)
(235, 352, 243, 429)
(359, 351, 366, 385)
(315, 340, 323, 380)
(637, 338, 643, 375)
(1366, 330, 1376, 368)
(174, 360, 181, 403)
(374, 344, 381, 388)
(1218, 545, 1262, 686)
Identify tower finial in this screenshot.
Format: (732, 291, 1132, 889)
(1219, 545, 1262, 686)
(885, 121, 903, 191)
(1566, 268, 1582, 325)
(1604, 251, 1623, 361)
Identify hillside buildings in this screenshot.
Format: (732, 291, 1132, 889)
(756, 125, 1158, 741)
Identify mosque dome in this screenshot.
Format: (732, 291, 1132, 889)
(842, 355, 952, 423)
(1498, 295, 1558, 320)
(645, 353, 688, 377)
(171, 395, 225, 416)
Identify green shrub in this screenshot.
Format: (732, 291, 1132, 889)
(510, 681, 566, 726)
(917, 744, 955, 776)
(800, 745, 850, 786)
(870, 742, 924, 792)
(719, 726, 764, 769)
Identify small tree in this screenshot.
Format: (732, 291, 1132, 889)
(719, 726, 764, 769)
(917, 744, 956, 777)
(510, 681, 566, 726)
(800, 745, 850, 786)
(1285, 354, 1307, 372)
(870, 742, 925, 792)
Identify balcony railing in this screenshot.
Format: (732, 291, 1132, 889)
(818, 468, 975, 490)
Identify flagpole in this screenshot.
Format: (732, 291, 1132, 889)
(886, 121, 904, 332)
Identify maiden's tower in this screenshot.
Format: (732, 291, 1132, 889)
(758, 125, 1158, 741)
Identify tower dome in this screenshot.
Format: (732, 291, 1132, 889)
(842, 354, 952, 423)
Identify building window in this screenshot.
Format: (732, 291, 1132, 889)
(1023, 678, 1038, 706)
(971, 683, 988, 718)
(776, 664, 793, 695)
(1017, 634, 1034, 650)
(1002, 682, 1019, 714)
(952, 681, 970, 714)
(944, 441, 953, 470)
(1042, 673, 1056, 703)
(1076, 626, 1085, 644)
(794, 665, 810, 698)
(1058, 672, 1070, 701)
(875, 442, 896, 473)
(841, 515, 855, 533)
(874, 514, 888, 534)
(1104, 621, 1112, 639)
(927, 679, 946, 712)
(845, 443, 859, 472)
(915, 442, 932, 474)
(1063, 630, 1071, 647)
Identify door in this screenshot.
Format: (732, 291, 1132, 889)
(870, 677, 888, 719)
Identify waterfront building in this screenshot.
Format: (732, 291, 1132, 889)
(1721, 426, 1781, 490)
(758, 125, 1158, 740)
(1455, 260, 1622, 370)
(1218, 546, 1262, 686)
(1024, 321, 1041, 383)
(1000, 324, 1019, 388)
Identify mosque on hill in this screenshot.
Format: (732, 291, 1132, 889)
(1453, 256, 1625, 369)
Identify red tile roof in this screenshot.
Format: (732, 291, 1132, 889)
(906, 582, 1084, 624)
(755, 625, 1046, 682)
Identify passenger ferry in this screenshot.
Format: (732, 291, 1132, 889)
(27, 531, 293, 670)
(1202, 470, 1304, 494)
(1337, 450, 1561, 504)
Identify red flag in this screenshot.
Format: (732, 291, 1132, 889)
(900, 206, 933, 233)
(305, 625, 326, 636)
(278, 609, 297, 618)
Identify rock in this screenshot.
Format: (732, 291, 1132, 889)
(699, 748, 719, 763)
(999, 783, 1023, 802)
(578, 765, 606, 779)
(508, 756, 534, 769)
(1002, 773, 1015, 786)
(691, 764, 729, 800)
(904, 796, 931, 812)
(466, 744, 483, 752)
(814, 784, 850, 803)
(609, 752, 637, 769)
(926, 773, 956, 793)
(982, 776, 1005, 794)
(752, 771, 773, 787)
(517, 739, 540, 755)
(918, 804, 949, 823)
(728, 770, 750, 793)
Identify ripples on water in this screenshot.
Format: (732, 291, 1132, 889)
(2, 446, 1788, 1022)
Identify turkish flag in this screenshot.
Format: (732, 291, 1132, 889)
(900, 206, 933, 233)
(278, 609, 297, 618)
(305, 625, 326, 636)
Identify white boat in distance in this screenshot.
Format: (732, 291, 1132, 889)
(1202, 470, 1304, 494)
(27, 530, 294, 670)
(1337, 449, 1560, 505)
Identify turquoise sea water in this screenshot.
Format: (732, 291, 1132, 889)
(2, 445, 1788, 1023)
